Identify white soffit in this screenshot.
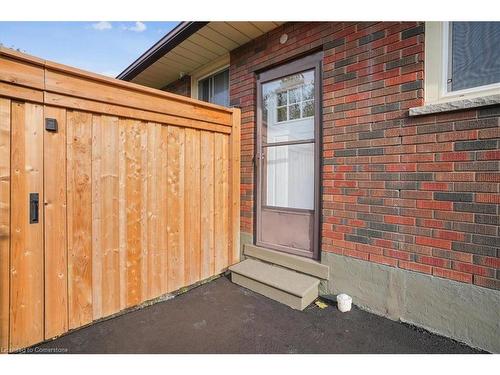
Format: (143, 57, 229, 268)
(131, 21, 283, 89)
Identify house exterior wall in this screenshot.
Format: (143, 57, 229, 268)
(229, 22, 500, 292)
(162, 74, 191, 97)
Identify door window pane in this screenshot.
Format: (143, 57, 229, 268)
(265, 143, 314, 210)
(302, 100, 314, 117)
(288, 87, 301, 103)
(302, 83, 314, 100)
(451, 22, 500, 91)
(277, 92, 287, 106)
(262, 70, 315, 143)
(289, 104, 301, 120)
(277, 107, 287, 122)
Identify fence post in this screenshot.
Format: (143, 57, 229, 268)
(229, 108, 241, 264)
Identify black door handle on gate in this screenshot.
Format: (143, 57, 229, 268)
(29, 193, 39, 224)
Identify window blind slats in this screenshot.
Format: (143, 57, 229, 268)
(451, 22, 500, 92)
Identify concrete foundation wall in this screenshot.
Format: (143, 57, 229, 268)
(320, 251, 500, 353)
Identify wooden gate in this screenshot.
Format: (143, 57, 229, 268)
(0, 48, 240, 352)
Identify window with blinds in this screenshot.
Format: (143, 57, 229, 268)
(198, 68, 229, 106)
(449, 22, 500, 92)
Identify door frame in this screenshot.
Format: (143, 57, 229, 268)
(255, 51, 323, 260)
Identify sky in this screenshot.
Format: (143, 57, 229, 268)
(0, 21, 178, 77)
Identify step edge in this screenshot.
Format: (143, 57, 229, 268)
(230, 268, 319, 299)
(244, 244, 329, 280)
(231, 273, 307, 310)
(229, 261, 319, 298)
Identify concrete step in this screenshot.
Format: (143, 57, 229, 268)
(229, 258, 320, 310)
(244, 244, 329, 280)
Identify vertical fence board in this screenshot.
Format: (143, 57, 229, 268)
(184, 128, 201, 285)
(159, 125, 169, 294)
(100, 116, 120, 316)
(67, 111, 93, 329)
(222, 135, 230, 270)
(167, 126, 185, 291)
(44, 106, 68, 339)
(91, 115, 102, 320)
(10, 102, 44, 351)
(0, 99, 10, 353)
(140, 124, 148, 301)
(147, 123, 161, 299)
(200, 131, 215, 279)
(118, 120, 127, 310)
(125, 120, 143, 307)
(214, 133, 227, 273)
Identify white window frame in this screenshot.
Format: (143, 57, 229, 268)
(425, 22, 500, 105)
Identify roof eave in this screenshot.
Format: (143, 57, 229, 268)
(117, 21, 209, 81)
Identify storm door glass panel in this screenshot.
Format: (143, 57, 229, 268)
(262, 68, 316, 211)
(265, 143, 314, 210)
(450, 22, 500, 91)
(262, 70, 315, 144)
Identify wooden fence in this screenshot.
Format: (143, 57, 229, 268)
(0, 48, 240, 352)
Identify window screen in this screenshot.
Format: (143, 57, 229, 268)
(450, 22, 500, 92)
(198, 69, 229, 106)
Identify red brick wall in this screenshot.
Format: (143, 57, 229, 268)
(162, 74, 191, 97)
(230, 21, 500, 291)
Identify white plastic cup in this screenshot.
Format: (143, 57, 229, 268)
(336, 293, 352, 312)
